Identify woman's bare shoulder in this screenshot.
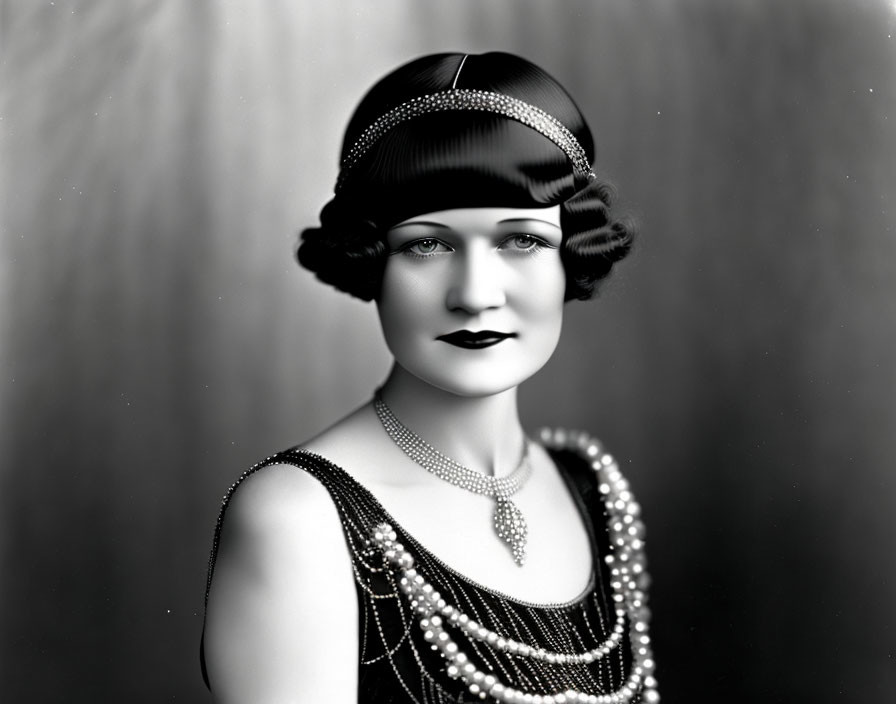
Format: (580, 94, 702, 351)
(210, 459, 352, 619)
(222, 459, 337, 532)
(204, 460, 358, 702)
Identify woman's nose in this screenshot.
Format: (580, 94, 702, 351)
(445, 245, 506, 314)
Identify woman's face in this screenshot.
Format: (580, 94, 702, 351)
(377, 206, 566, 397)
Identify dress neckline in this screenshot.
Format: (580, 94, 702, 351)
(294, 446, 600, 610)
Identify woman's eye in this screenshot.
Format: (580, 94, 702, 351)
(401, 238, 450, 256)
(501, 234, 543, 251)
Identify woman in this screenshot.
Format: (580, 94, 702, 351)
(202, 52, 658, 704)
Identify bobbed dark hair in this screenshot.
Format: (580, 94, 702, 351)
(298, 52, 634, 301)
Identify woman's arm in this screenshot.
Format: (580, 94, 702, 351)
(203, 463, 358, 703)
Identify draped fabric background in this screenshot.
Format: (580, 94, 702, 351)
(2, 1, 894, 701)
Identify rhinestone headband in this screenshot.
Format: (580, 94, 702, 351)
(336, 88, 596, 191)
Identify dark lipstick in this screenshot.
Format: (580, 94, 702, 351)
(436, 330, 516, 349)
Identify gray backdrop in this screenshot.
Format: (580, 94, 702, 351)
(2, 0, 894, 701)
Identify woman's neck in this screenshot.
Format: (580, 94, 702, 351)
(377, 364, 526, 478)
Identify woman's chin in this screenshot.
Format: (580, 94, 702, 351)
(402, 362, 550, 399)
(429, 378, 522, 399)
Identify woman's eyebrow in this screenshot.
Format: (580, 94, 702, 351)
(388, 221, 451, 231)
(497, 217, 561, 229)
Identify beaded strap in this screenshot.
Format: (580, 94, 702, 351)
(336, 89, 596, 191)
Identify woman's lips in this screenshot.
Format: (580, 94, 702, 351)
(436, 330, 517, 349)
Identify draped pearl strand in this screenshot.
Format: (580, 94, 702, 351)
(369, 428, 659, 704)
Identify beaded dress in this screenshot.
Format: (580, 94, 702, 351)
(201, 429, 656, 703)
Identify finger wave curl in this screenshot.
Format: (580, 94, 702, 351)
(560, 178, 635, 300)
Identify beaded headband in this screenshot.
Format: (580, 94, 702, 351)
(336, 88, 597, 192)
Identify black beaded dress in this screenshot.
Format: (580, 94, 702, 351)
(201, 432, 655, 703)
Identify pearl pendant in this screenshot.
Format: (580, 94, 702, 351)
(493, 497, 528, 566)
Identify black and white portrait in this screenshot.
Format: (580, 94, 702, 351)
(1, 1, 894, 701)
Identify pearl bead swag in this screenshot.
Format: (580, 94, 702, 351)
(369, 428, 659, 704)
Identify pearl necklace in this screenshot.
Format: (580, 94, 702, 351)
(373, 392, 532, 566)
(369, 427, 659, 704)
